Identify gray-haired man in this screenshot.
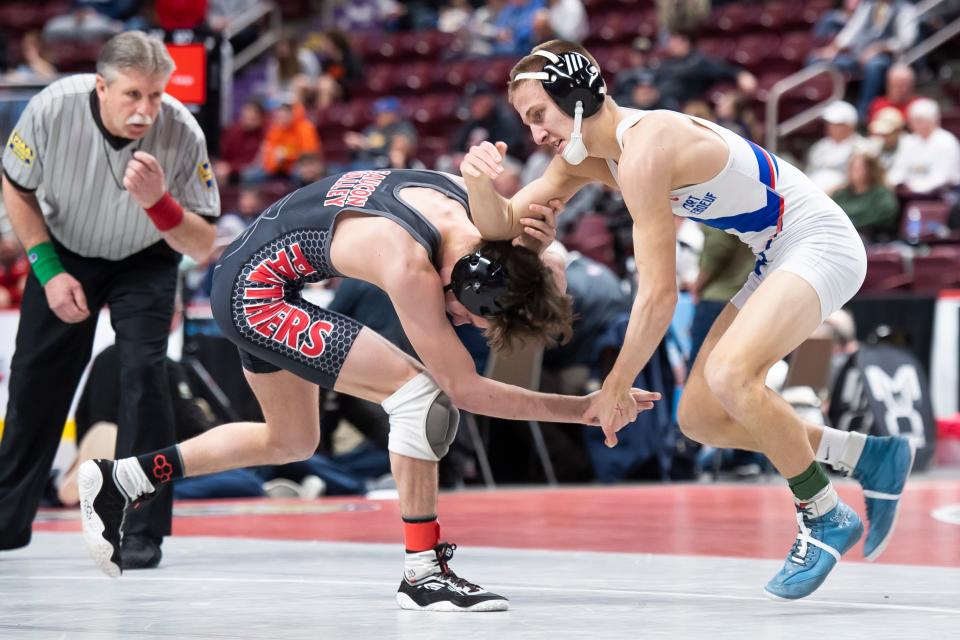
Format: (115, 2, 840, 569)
(0, 31, 219, 567)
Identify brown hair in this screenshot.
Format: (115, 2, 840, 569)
(476, 240, 573, 353)
(507, 39, 601, 104)
(849, 152, 887, 188)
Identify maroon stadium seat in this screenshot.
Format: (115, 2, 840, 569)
(479, 57, 515, 86)
(860, 253, 911, 292)
(260, 180, 295, 204)
(733, 34, 781, 72)
(697, 37, 737, 62)
(0, 3, 46, 32)
(275, 0, 312, 20)
(219, 184, 240, 215)
(42, 1, 73, 22)
(412, 94, 460, 124)
(912, 253, 960, 292)
(780, 31, 816, 64)
(941, 108, 960, 140)
(364, 63, 401, 94)
(402, 62, 435, 92)
(443, 60, 479, 88)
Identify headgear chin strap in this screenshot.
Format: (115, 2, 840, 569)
(562, 102, 589, 165)
(444, 252, 509, 317)
(514, 49, 605, 166)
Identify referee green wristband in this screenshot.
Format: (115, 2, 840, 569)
(27, 241, 66, 286)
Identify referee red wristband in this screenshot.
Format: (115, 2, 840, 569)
(145, 192, 184, 231)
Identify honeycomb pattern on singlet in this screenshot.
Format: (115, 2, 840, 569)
(228, 229, 363, 380)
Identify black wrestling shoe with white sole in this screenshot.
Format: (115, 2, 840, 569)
(78, 459, 130, 578)
(396, 543, 509, 612)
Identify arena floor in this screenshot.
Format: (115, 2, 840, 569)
(2, 477, 958, 639)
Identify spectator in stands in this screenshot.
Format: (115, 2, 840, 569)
(492, 0, 547, 56)
(43, 1, 127, 42)
(543, 246, 631, 379)
(714, 89, 758, 141)
(304, 30, 363, 108)
(814, 0, 861, 40)
(0, 236, 28, 309)
(687, 227, 755, 367)
(265, 34, 322, 105)
(832, 152, 899, 238)
(344, 97, 418, 170)
(681, 99, 715, 123)
(250, 95, 321, 180)
(334, 0, 402, 32)
(621, 71, 679, 113)
(655, 31, 757, 107)
(4, 32, 58, 82)
(184, 214, 248, 304)
(493, 155, 524, 197)
(532, 0, 588, 45)
(292, 152, 327, 187)
(439, 0, 473, 33)
(809, 0, 918, 120)
(215, 100, 267, 184)
(867, 106, 905, 171)
(452, 82, 525, 157)
(461, 0, 506, 57)
(888, 98, 960, 195)
(675, 215, 703, 294)
(868, 63, 919, 124)
(612, 37, 655, 104)
(233, 186, 263, 220)
(386, 135, 426, 170)
(656, 0, 711, 35)
(520, 144, 555, 187)
(391, 1, 441, 31)
(807, 101, 865, 194)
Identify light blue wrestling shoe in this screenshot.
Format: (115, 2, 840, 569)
(852, 435, 915, 561)
(764, 501, 863, 600)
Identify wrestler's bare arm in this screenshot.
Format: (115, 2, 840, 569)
(459, 144, 613, 240)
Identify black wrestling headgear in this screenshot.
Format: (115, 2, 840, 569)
(444, 252, 509, 317)
(514, 49, 606, 118)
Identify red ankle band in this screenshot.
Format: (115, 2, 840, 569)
(403, 518, 439, 552)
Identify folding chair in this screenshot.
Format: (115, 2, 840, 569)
(461, 341, 559, 488)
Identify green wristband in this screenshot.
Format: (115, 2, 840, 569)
(27, 241, 66, 286)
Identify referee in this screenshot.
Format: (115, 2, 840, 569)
(0, 31, 219, 567)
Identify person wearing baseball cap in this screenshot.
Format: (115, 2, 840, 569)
(807, 101, 865, 193)
(867, 106, 905, 170)
(344, 96, 418, 169)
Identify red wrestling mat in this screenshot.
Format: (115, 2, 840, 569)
(35, 481, 960, 567)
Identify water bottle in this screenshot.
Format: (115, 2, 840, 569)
(905, 207, 922, 244)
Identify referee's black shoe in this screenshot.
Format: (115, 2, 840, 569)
(78, 459, 129, 577)
(396, 542, 509, 612)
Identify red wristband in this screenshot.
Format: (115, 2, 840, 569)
(145, 192, 184, 231)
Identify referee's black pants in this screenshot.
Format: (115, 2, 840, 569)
(0, 239, 178, 549)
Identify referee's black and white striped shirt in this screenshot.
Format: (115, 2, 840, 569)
(2, 74, 220, 260)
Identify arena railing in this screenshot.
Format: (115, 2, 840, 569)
(218, 0, 284, 126)
(764, 0, 959, 153)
